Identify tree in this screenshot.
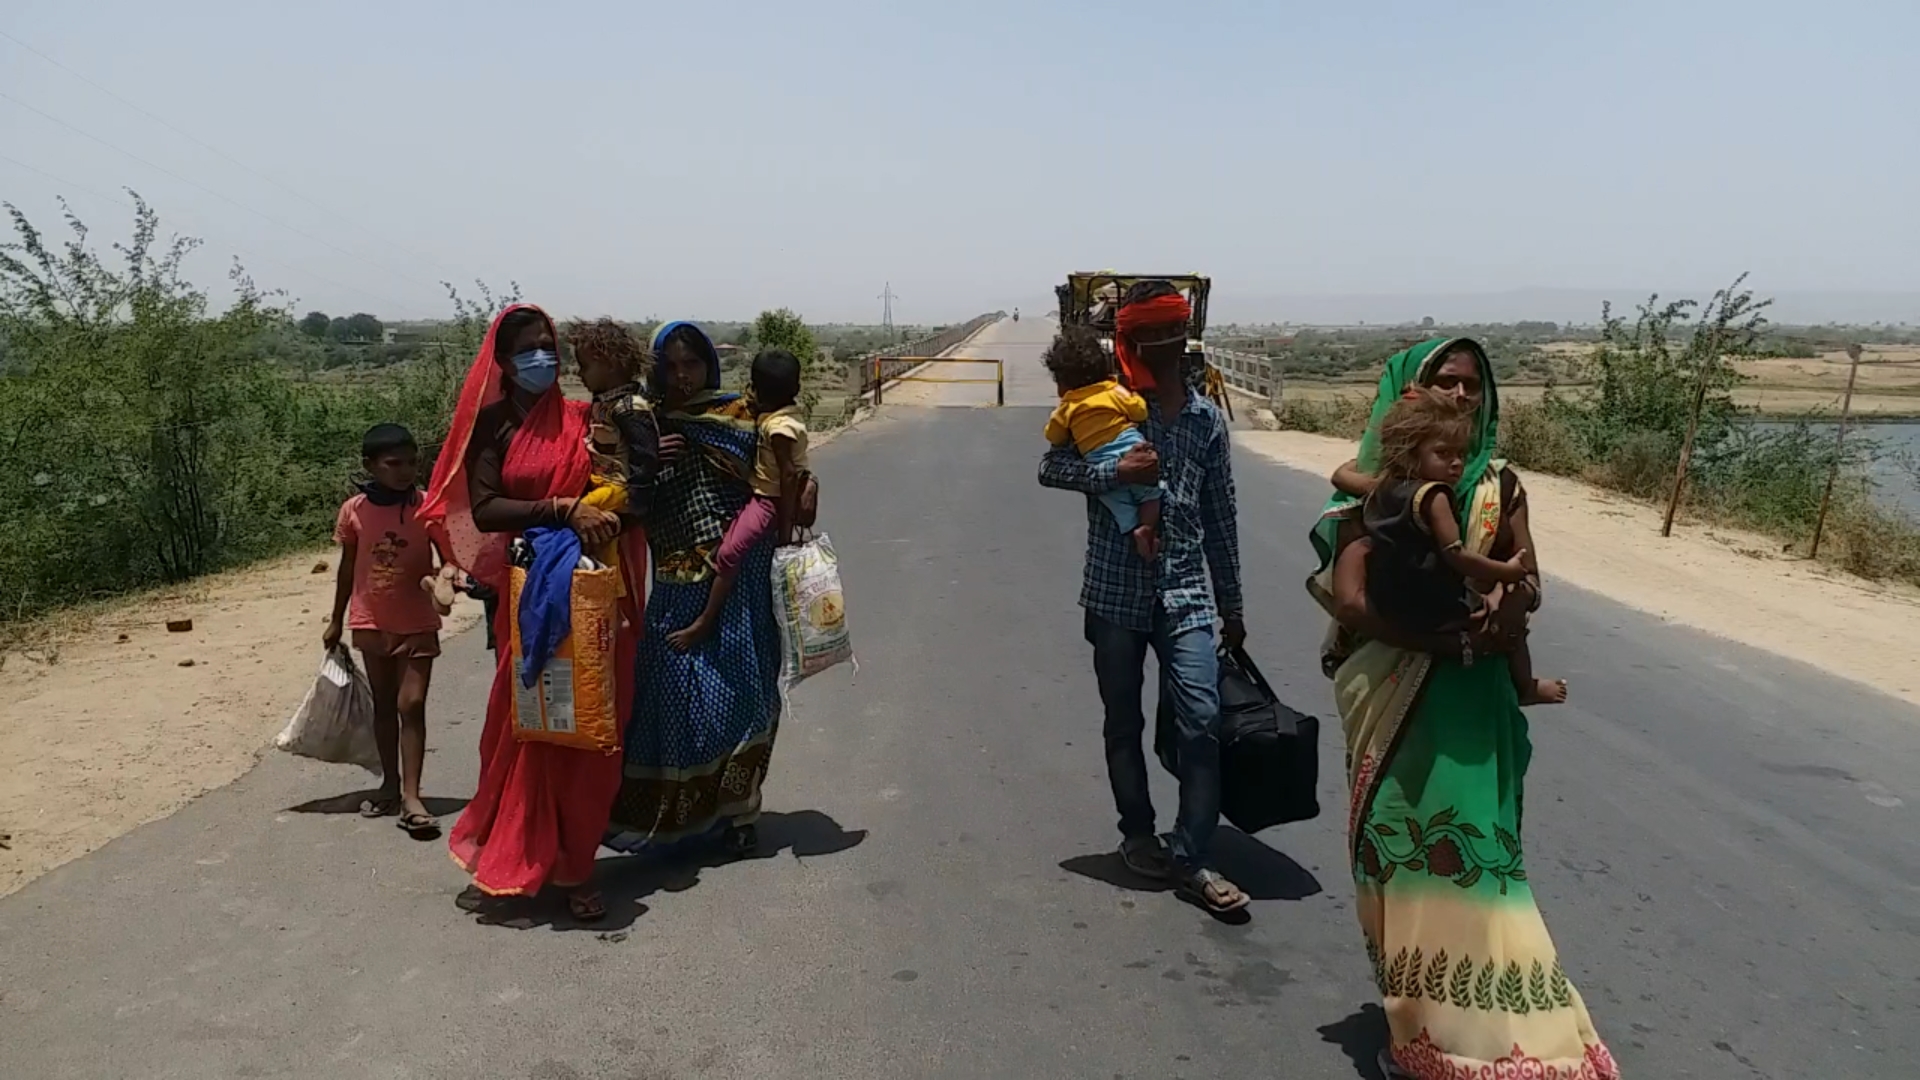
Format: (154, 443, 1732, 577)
(751, 308, 825, 415)
(299, 310, 330, 338)
(343, 312, 384, 342)
(326, 316, 349, 342)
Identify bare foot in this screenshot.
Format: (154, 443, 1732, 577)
(1519, 678, 1569, 706)
(665, 618, 716, 653)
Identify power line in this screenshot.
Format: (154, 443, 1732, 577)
(0, 27, 466, 287)
(0, 88, 443, 303)
(0, 152, 413, 313)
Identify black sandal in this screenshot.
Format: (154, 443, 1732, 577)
(567, 889, 607, 922)
(724, 824, 758, 857)
(1378, 1048, 1414, 1079)
(396, 810, 440, 838)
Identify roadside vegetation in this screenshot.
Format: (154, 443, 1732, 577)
(0, 199, 927, 625)
(1268, 279, 1920, 587)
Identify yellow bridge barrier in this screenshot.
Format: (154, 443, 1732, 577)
(871, 357, 1005, 407)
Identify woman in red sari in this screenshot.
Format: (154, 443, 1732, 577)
(422, 304, 648, 921)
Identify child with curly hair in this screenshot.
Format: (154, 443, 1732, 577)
(1043, 325, 1161, 560)
(1360, 386, 1566, 705)
(566, 317, 661, 575)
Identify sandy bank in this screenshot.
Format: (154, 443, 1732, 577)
(0, 550, 484, 898)
(1236, 429, 1920, 709)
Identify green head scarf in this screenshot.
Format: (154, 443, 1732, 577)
(1307, 337, 1499, 572)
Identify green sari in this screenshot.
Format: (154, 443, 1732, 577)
(1308, 339, 1620, 1079)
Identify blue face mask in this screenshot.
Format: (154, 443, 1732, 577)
(508, 348, 558, 394)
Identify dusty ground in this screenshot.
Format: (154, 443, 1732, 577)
(0, 549, 482, 898)
(1285, 380, 1920, 416)
(1289, 343, 1920, 416)
(1237, 429, 1920, 708)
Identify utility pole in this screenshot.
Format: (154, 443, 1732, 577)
(879, 283, 898, 340)
(1809, 342, 1865, 558)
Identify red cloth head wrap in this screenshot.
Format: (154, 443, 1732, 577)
(1113, 292, 1192, 392)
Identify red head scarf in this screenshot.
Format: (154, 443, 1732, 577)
(1112, 292, 1192, 393)
(422, 303, 591, 587)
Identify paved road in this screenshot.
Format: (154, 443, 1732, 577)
(3, 317, 1917, 1079)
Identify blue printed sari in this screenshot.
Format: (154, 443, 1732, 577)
(603, 322, 783, 853)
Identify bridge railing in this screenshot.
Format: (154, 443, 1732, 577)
(848, 312, 1005, 402)
(1205, 345, 1283, 405)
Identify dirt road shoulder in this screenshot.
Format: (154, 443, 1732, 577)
(1237, 429, 1920, 709)
(0, 550, 482, 897)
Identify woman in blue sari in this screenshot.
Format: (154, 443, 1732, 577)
(604, 321, 784, 856)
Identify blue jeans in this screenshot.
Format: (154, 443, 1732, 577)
(1085, 608, 1222, 870)
(1086, 427, 1161, 535)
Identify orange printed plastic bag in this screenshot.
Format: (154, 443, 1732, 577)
(505, 564, 623, 754)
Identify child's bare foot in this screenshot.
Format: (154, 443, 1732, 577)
(1519, 678, 1568, 706)
(1131, 525, 1160, 561)
(665, 617, 716, 653)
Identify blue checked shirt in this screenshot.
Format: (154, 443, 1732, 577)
(1038, 392, 1243, 635)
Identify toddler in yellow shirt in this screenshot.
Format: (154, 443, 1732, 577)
(1043, 326, 1161, 560)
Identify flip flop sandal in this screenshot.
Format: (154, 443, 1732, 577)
(1120, 836, 1174, 881)
(1378, 1049, 1415, 1079)
(724, 824, 759, 857)
(567, 891, 607, 923)
(396, 811, 440, 838)
(1179, 869, 1250, 915)
(359, 797, 400, 819)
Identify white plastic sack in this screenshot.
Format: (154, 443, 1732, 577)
(275, 645, 381, 773)
(771, 532, 855, 691)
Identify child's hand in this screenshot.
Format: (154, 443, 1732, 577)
(665, 616, 716, 653)
(1498, 548, 1530, 582)
(322, 617, 343, 651)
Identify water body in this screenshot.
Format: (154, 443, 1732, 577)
(1747, 419, 1920, 516)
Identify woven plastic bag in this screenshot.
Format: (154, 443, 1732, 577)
(771, 532, 854, 691)
(275, 645, 381, 772)
(505, 563, 624, 754)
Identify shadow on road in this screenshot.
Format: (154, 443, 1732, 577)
(285, 789, 471, 818)
(458, 809, 868, 934)
(1058, 827, 1324, 903)
(1317, 1003, 1391, 1079)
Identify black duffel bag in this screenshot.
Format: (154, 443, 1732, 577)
(1155, 645, 1321, 833)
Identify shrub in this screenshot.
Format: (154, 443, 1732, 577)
(0, 198, 487, 620)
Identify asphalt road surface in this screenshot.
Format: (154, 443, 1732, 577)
(2, 317, 1915, 1079)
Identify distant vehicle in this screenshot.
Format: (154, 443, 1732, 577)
(1054, 271, 1232, 417)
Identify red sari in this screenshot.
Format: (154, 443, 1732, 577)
(423, 304, 648, 896)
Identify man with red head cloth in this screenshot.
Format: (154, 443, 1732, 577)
(1039, 280, 1249, 916)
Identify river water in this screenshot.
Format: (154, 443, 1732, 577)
(1746, 420, 1920, 517)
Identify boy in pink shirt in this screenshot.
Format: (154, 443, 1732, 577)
(323, 424, 455, 837)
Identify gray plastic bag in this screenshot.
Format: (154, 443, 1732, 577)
(274, 645, 381, 773)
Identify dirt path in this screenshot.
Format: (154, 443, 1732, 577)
(1237, 429, 1920, 708)
(0, 549, 482, 897)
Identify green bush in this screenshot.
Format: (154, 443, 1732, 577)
(0, 198, 476, 620)
(1273, 276, 1920, 587)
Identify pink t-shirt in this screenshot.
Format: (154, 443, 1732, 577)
(333, 494, 452, 634)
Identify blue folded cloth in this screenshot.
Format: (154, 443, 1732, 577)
(517, 526, 582, 687)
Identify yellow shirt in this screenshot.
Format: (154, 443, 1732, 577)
(753, 406, 810, 497)
(1045, 380, 1149, 455)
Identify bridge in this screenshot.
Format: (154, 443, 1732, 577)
(2, 316, 1915, 1079)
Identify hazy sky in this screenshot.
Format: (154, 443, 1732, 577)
(3, 1, 1915, 323)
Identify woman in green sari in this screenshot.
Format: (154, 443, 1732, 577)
(1308, 339, 1620, 1080)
